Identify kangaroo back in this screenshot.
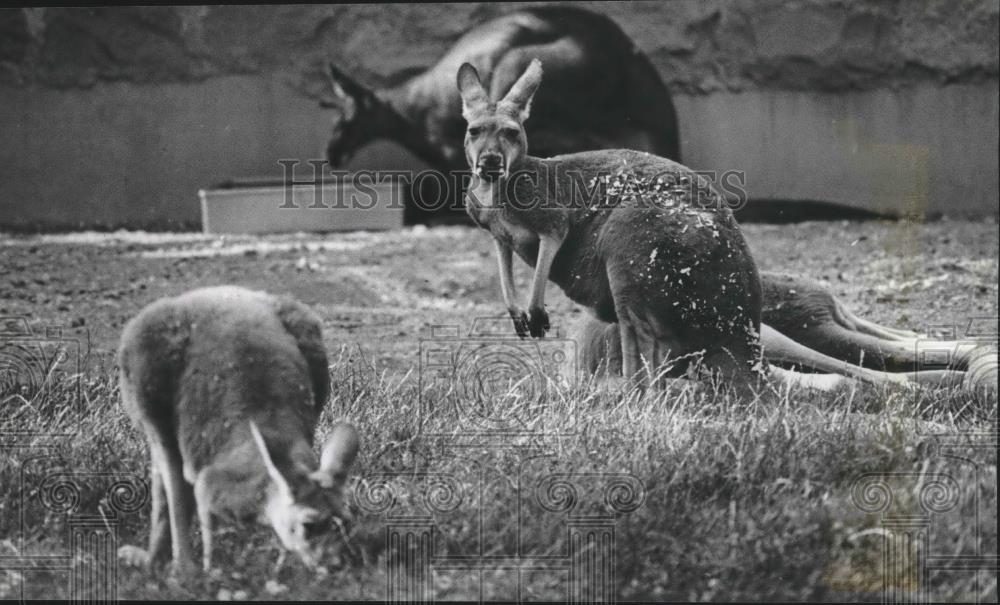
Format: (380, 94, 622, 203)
(118, 287, 324, 470)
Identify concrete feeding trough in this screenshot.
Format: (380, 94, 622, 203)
(199, 176, 404, 234)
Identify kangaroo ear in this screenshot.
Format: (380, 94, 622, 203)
(249, 421, 293, 500)
(320, 63, 367, 119)
(457, 62, 489, 121)
(310, 422, 360, 489)
(327, 63, 369, 99)
(501, 59, 543, 121)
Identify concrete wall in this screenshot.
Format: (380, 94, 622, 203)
(1, 2, 997, 229)
(675, 83, 998, 217)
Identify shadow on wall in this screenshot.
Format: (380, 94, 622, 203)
(0, 77, 996, 231)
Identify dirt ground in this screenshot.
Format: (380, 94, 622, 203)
(1, 218, 997, 601)
(1, 219, 996, 372)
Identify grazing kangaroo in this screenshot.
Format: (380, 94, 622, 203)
(458, 58, 763, 388)
(116, 286, 360, 575)
(322, 6, 679, 222)
(576, 272, 998, 392)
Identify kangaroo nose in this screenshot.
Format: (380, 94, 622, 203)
(479, 153, 502, 168)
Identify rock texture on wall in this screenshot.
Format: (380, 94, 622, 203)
(1, 1, 997, 96)
(1, 2, 997, 229)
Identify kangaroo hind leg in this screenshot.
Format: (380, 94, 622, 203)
(833, 298, 920, 341)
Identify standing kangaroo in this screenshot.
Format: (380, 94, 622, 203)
(458, 59, 763, 387)
(116, 286, 360, 575)
(322, 6, 679, 222)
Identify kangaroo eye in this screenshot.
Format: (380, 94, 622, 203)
(468, 126, 483, 137)
(501, 127, 520, 139)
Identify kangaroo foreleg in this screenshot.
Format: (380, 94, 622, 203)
(494, 238, 518, 309)
(525, 235, 560, 338)
(494, 238, 529, 337)
(493, 239, 528, 338)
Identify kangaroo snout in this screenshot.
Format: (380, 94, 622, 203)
(476, 152, 506, 179)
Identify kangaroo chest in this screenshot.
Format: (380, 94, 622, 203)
(470, 201, 616, 319)
(492, 216, 542, 266)
(466, 187, 541, 265)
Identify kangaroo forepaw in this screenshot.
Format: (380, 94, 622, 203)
(509, 309, 530, 338)
(528, 307, 550, 338)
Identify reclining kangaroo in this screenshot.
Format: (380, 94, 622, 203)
(576, 272, 998, 391)
(117, 286, 360, 575)
(322, 6, 679, 222)
(458, 58, 764, 387)
(761, 272, 995, 377)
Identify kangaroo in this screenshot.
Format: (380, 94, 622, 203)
(322, 6, 679, 222)
(575, 272, 997, 392)
(116, 286, 360, 575)
(761, 272, 993, 373)
(458, 58, 764, 388)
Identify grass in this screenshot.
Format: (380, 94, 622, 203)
(1, 345, 995, 601)
(0, 220, 997, 601)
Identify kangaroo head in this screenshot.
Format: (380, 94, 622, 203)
(249, 421, 360, 569)
(322, 63, 385, 167)
(457, 59, 543, 181)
